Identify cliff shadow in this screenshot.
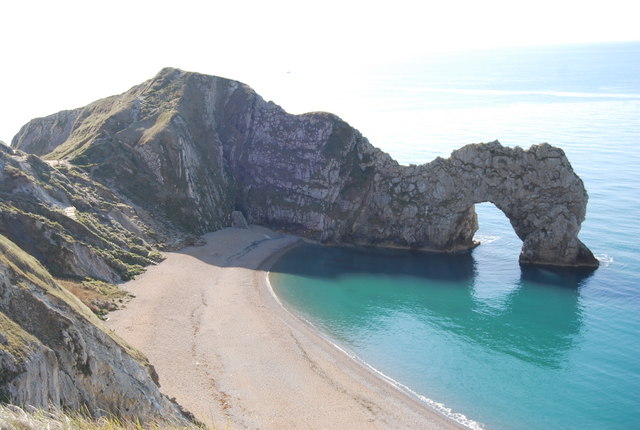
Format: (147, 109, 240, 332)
(268, 242, 476, 282)
(264, 241, 594, 368)
(176, 227, 594, 368)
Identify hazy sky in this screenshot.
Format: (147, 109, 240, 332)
(1, 0, 639, 143)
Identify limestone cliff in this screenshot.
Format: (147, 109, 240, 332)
(0, 234, 190, 423)
(12, 67, 597, 267)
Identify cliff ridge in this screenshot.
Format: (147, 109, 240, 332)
(12, 67, 598, 267)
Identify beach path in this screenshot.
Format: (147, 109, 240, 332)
(106, 226, 463, 429)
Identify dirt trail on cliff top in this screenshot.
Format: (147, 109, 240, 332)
(107, 226, 463, 430)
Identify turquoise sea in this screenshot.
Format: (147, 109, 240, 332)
(270, 42, 640, 430)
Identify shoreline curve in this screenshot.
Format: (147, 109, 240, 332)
(262, 247, 480, 430)
(106, 226, 468, 429)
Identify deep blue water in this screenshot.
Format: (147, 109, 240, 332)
(270, 42, 640, 430)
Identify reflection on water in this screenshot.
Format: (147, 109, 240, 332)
(271, 244, 593, 369)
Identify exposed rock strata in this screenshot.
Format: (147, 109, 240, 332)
(0, 234, 189, 423)
(0, 144, 194, 283)
(12, 67, 597, 268)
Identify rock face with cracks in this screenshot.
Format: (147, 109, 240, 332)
(12, 67, 598, 267)
(0, 234, 190, 423)
(0, 144, 191, 284)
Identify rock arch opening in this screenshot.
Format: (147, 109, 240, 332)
(472, 202, 522, 257)
(403, 142, 600, 268)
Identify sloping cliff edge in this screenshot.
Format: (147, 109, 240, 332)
(0, 233, 190, 423)
(1, 141, 194, 421)
(12, 67, 598, 268)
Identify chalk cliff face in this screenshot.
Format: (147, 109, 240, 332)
(12, 67, 598, 267)
(0, 234, 189, 422)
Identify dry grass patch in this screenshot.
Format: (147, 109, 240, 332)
(0, 404, 225, 430)
(57, 278, 133, 319)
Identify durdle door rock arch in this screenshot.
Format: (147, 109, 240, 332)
(450, 142, 597, 267)
(11, 67, 598, 268)
(352, 141, 599, 268)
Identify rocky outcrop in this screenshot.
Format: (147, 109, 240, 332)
(12, 67, 597, 267)
(0, 234, 190, 423)
(321, 140, 596, 267)
(0, 144, 196, 283)
(10, 109, 81, 156)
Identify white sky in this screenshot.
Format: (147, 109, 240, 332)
(1, 0, 639, 143)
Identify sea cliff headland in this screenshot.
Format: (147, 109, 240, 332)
(1, 67, 597, 427)
(12, 67, 597, 268)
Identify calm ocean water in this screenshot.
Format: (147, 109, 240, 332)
(270, 42, 640, 430)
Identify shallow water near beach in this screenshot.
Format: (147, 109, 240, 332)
(270, 42, 640, 430)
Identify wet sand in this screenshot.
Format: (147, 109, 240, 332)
(107, 226, 464, 429)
